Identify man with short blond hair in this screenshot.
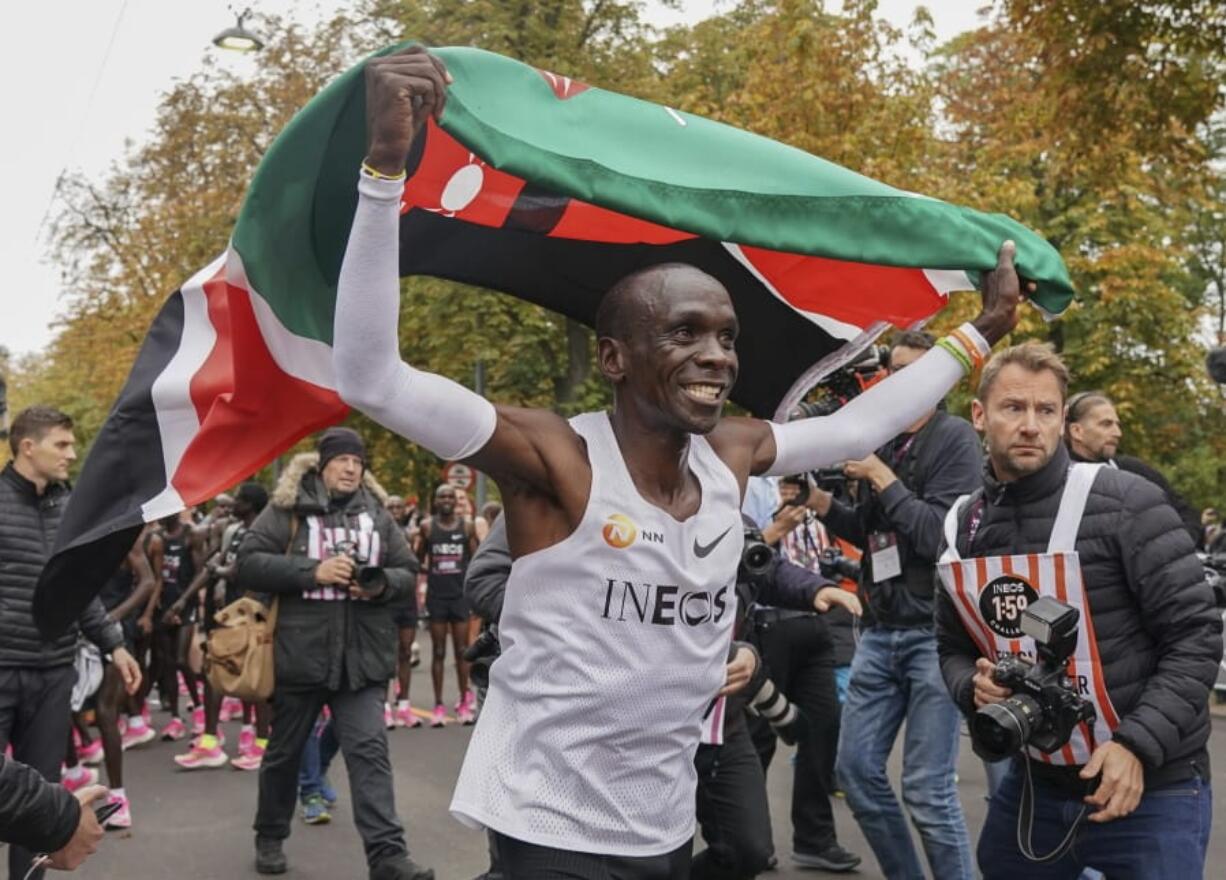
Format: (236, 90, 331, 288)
(935, 342, 1221, 878)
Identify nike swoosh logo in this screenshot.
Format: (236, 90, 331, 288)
(694, 526, 733, 558)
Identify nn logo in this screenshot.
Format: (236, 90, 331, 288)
(602, 515, 664, 549)
(601, 579, 730, 627)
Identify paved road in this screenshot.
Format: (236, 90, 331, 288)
(73, 665, 1225, 879)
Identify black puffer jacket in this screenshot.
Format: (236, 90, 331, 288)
(237, 453, 417, 693)
(0, 753, 79, 853)
(0, 463, 122, 667)
(935, 445, 1222, 788)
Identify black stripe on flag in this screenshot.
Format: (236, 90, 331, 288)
(35, 291, 187, 637)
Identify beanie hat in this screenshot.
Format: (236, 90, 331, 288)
(317, 427, 366, 470)
(236, 481, 268, 513)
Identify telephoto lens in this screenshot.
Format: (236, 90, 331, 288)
(748, 679, 803, 745)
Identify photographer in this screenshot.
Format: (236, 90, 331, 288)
(237, 428, 432, 880)
(935, 343, 1221, 878)
(463, 512, 859, 879)
(801, 331, 982, 880)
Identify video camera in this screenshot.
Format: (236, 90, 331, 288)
(970, 597, 1096, 762)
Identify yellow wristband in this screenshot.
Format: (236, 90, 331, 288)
(936, 338, 973, 375)
(360, 161, 407, 182)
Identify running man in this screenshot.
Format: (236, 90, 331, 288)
(386, 495, 423, 729)
(143, 514, 203, 740)
(415, 485, 479, 727)
(333, 46, 1028, 878)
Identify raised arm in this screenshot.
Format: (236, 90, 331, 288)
(333, 47, 583, 502)
(717, 240, 1030, 479)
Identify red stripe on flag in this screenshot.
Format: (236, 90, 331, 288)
(174, 272, 345, 505)
(735, 246, 948, 330)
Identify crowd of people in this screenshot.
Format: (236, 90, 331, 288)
(1, 44, 1221, 880)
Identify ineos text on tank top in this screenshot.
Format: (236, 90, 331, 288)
(450, 411, 743, 856)
(426, 518, 469, 600)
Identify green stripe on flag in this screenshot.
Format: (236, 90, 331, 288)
(232, 41, 1074, 345)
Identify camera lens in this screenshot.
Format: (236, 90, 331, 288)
(971, 695, 1040, 762)
(743, 543, 773, 578)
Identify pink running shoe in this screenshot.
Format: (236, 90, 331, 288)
(76, 739, 104, 766)
(430, 705, 447, 728)
(61, 765, 98, 794)
(384, 703, 395, 730)
(238, 725, 256, 756)
(122, 718, 156, 751)
(223, 697, 244, 721)
(103, 793, 131, 830)
(160, 717, 187, 742)
(457, 701, 476, 726)
(231, 742, 265, 771)
(141, 703, 152, 726)
(174, 740, 228, 770)
(191, 706, 205, 736)
(178, 673, 189, 697)
(394, 705, 422, 729)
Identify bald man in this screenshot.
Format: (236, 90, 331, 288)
(331, 45, 1028, 879)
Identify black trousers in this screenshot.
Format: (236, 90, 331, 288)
(749, 613, 841, 854)
(492, 832, 690, 880)
(0, 665, 76, 880)
(254, 683, 407, 868)
(692, 717, 775, 879)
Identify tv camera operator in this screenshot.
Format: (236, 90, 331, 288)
(795, 330, 982, 880)
(463, 512, 860, 880)
(935, 342, 1221, 878)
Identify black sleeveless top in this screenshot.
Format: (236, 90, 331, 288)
(158, 529, 196, 607)
(426, 518, 470, 599)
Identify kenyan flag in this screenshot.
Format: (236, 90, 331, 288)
(35, 43, 1073, 636)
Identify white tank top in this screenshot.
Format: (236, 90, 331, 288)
(450, 412, 742, 856)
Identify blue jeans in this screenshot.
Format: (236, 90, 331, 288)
(978, 760, 1211, 878)
(835, 626, 973, 880)
(833, 664, 851, 704)
(298, 715, 339, 801)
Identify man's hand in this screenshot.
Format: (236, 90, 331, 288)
(806, 486, 834, 517)
(761, 504, 808, 545)
(110, 647, 142, 695)
(136, 613, 153, 636)
(718, 645, 758, 697)
(46, 785, 107, 870)
(364, 46, 452, 176)
(316, 556, 357, 586)
(970, 240, 1036, 345)
(161, 605, 181, 628)
(1080, 741, 1144, 823)
(814, 586, 862, 616)
(972, 657, 1012, 708)
(842, 454, 896, 493)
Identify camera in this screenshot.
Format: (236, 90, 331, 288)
(464, 624, 501, 691)
(331, 539, 387, 595)
(739, 527, 775, 581)
(331, 538, 370, 565)
(818, 547, 860, 583)
(970, 597, 1096, 762)
(746, 678, 804, 745)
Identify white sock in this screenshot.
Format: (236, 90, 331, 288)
(111, 787, 126, 801)
(397, 700, 409, 710)
(129, 714, 144, 726)
(66, 765, 88, 781)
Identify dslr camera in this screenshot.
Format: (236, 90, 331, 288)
(331, 539, 386, 595)
(738, 527, 775, 582)
(970, 597, 1096, 762)
(818, 546, 860, 583)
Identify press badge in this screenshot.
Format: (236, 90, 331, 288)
(868, 532, 902, 582)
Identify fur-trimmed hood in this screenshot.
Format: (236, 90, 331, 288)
(271, 451, 389, 510)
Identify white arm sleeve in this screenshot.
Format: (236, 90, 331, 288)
(333, 173, 497, 461)
(766, 325, 988, 476)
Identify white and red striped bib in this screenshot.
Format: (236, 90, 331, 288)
(937, 463, 1121, 766)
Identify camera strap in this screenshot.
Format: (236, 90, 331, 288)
(1016, 757, 1088, 863)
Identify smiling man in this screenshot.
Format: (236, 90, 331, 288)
(331, 45, 1028, 880)
(935, 343, 1221, 879)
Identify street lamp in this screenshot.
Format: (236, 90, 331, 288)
(213, 8, 264, 52)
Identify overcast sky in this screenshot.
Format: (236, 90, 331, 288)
(0, 1, 987, 361)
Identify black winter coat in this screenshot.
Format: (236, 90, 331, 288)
(0, 463, 121, 667)
(935, 445, 1222, 788)
(0, 753, 79, 853)
(236, 455, 417, 693)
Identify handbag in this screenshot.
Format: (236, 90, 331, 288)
(203, 515, 297, 701)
